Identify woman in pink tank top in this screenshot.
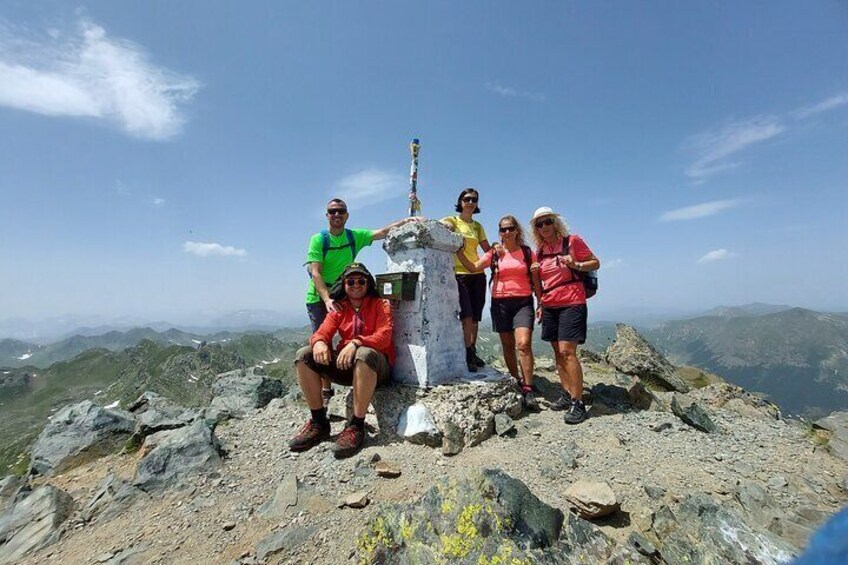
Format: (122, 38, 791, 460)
(456, 215, 542, 412)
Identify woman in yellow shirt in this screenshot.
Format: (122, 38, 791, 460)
(441, 188, 492, 372)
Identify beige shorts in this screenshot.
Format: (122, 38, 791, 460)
(295, 345, 391, 386)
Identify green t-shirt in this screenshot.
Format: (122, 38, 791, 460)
(304, 228, 374, 304)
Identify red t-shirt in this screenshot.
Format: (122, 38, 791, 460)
(537, 235, 593, 307)
(480, 247, 537, 299)
(310, 296, 395, 365)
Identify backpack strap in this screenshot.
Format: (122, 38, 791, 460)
(489, 246, 534, 289)
(538, 236, 582, 296)
(320, 229, 358, 260)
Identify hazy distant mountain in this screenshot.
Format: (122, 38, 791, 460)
(689, 303, 794, 319)
(0, 331, 307, 474)
(0, 310, 307, 342)
(647, 307, 848, 418)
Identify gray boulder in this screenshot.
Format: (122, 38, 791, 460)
(671, 393, 718, 433)
(357, 468, 565, 564)
(133, 420, 223, 491)
(80, 474, 146, 524)
(814, 411, 848, 462)
(649, 493, 798, 564)
(127, 392, 199, 438)
(0, 477, 21, 512)
(0, 484, 74, 564)
(206, 368, 285, 423)
(605, 324, 690, 393)
(30, 400, 136, 476)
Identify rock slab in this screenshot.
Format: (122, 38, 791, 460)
(0, 485, 74, 564)
(605, 324, 690, 393)
(30, 400, 136, 475)
(133, 420, 223, 491)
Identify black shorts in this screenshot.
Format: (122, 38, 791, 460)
(541, 304, 588, 343)
(306, 302, 328, 333)
(456, 273, 487, 322)
(491, 296, 534, 333)
(295, 346, 391, 386)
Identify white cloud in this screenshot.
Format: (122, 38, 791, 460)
(697, 249, 737, 263)
(334, 168, 406, 209)
(604, 258, 623, 269)
(0, 19, 200, 140)
(660, 199, 741, 221)
(793, 92, 848, 119)
(485, 82, 546, 102)
(183, 241, 246, 258)
(153, 197, 165, 206)
(685, 117, 785, 181)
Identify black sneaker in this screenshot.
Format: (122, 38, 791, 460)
(564, 400, 587, 425)
(471, 345, 486, 367)
(466, 348, 478, 373)
(549, 391, 573, 411)
(523, 390, 540, 412)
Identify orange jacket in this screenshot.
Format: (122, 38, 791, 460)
(310, 296, 395, 366)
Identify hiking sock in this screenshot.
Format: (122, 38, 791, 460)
(350, 415, 366, 430)
(521, 384, 533, 395)
(310, 407, 329, 428)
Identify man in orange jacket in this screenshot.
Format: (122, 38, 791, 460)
(290, 263, 394, 458)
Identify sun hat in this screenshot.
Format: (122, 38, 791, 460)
(531, 206, 558, 223)
(340, 262, 372, 279)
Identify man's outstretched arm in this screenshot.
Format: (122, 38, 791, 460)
(371, 216, 422, 241)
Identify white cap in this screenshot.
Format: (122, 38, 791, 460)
(531, 206, 558, 223)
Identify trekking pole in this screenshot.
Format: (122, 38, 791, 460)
(408, 138, 421, 217)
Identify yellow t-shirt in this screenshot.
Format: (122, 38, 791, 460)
(441, 216, 488, 274)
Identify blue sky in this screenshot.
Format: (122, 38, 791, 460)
(1, 2, 847, 325)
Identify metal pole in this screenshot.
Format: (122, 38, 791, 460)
(408, 138, 421, 217)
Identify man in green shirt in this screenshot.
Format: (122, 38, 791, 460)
(305, 198, 416, 403)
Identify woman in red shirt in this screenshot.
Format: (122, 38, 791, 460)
(457, 215, 542, 411)
(289, 263, 394, 458)
(532, 207, 600, 425)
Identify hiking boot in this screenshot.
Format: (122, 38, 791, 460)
(331, 424, 365, 458)
(471, 345, 486, 367)
(522, 390, 540, 412)
(549, 391, 573, 411)
(321, 387, 335, 409)
(288, 419, 330, 452)
(564, 400, 588, 425)
(466, 348, 478, 373)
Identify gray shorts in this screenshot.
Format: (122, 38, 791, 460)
(295, 345, 391, 386)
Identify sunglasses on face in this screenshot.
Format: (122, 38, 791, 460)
(345, 277, 367, 287)
(535, 218, 555, 229)
(462, 197, 478, 204)
(499, 226, 517, 233)
(327, 208, 348, 216)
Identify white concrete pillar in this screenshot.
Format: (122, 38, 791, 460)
(383, 220, 468, 387)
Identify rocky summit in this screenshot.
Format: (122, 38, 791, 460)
(0, 326, 846, 564)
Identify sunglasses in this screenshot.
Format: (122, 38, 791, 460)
(499, 226, 517, 233)
(462, 197, 478, 204)
(345, 277, 367, 287)
(327, 208, 348, 216)
(535, 218, 555, 229)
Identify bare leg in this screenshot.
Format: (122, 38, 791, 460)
(296, 361, 324, 410)
(499, 331, 518, 379)
(555, 341, 583, 401)
(351, 361, 378, 419)
(461, 318, 474, 347)
(470, 320, 479, 348)
(321, 377, 333, 392)
(515, 327, 534, 386)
